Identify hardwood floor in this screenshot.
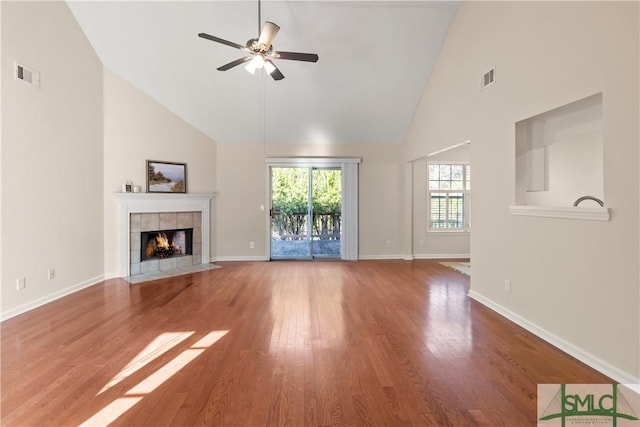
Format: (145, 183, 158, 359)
(1, 261, 611, 426)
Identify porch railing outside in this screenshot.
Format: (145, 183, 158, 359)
(272, 212, 341, 241)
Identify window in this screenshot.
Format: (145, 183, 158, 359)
(428, 163, 470, 231)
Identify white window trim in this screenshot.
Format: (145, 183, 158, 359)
(427, 162, 471, 233)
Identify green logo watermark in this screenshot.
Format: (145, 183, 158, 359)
(538, 384, 640, 427)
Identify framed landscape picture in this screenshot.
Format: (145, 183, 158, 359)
(147, 160, 187, 193)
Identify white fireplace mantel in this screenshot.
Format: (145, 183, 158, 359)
(115, 193, 215, 276)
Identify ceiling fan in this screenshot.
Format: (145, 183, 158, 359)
(198, 1, 319, 81)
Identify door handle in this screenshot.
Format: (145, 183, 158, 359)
(270, 208, 280, 218)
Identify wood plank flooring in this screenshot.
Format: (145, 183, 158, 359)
(1, 261, 611, 426)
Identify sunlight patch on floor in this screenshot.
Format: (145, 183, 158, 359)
(80, 330, 229, 427)
(126, 348, 204, 395)
(98, 332, 194, 395)
(78, 397, 142, 427)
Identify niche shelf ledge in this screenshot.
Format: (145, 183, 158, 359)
(509, 205, 610, 221)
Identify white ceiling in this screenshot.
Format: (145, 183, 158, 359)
(67, 1, 458, 145)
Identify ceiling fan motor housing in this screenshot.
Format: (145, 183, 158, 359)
(246, 38, 272, 54)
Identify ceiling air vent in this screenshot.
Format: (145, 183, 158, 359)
(481, 67, 495, 90)
(14, 62, 40, 88)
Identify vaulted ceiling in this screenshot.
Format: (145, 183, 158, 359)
(68, 1, 458, 145)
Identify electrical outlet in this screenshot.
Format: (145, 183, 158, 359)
(385, 240, 391, 248)
(250, 241, 255, 249)
(504, 279, 511, 293)
(48, 268, 55, 280)
(16, 277, 26, 291)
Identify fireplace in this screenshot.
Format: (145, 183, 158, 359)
(141, 228, 193, 261)
(130, 211, 202, 275)
(115, 193, 214, 277)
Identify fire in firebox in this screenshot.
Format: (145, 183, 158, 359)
(140, 228, 192, 261)
(146, 232, 183, 259)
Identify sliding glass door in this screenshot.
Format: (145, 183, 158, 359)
(270, 167, 311, 259)
(270, 167, 342, 260)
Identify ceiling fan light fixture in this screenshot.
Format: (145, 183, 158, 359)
(244, 54, 265, 74)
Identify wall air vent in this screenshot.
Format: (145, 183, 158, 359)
(481, 67, 495, 90)
(14, 62, 40, 88)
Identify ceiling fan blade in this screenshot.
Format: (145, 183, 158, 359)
(271, 51, 319, 63)
(198, 33, 247, 51)
(217, 56, 253, 71)
(257, 21, 280, 51)
(266, 60, 285, 81)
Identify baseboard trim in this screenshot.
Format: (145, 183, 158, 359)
(104, 272, 120, 280)
(1, 275, 106, 322)
(467, 290, 640, 386)
(213, 255, 411, 262)
(212, 256, 269, 262)
(413, 253, 470, 260)
(211, 255, 469, 262)
(358, 254, 404, 260)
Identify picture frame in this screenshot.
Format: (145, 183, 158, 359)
(147, 160, 187, 193)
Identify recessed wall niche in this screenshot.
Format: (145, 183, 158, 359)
(515, 93, 603, 208)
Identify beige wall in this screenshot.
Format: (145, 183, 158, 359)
(1, 2, 104, 317)
(102, 69, 217, 277)
(215, 143, 405, 260)
(214, 143, 267, 260)
(406, 1, 639, 381)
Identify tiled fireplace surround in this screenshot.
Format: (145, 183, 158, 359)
(116, 193, 214, 277)
(130, 211, 202, 275)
